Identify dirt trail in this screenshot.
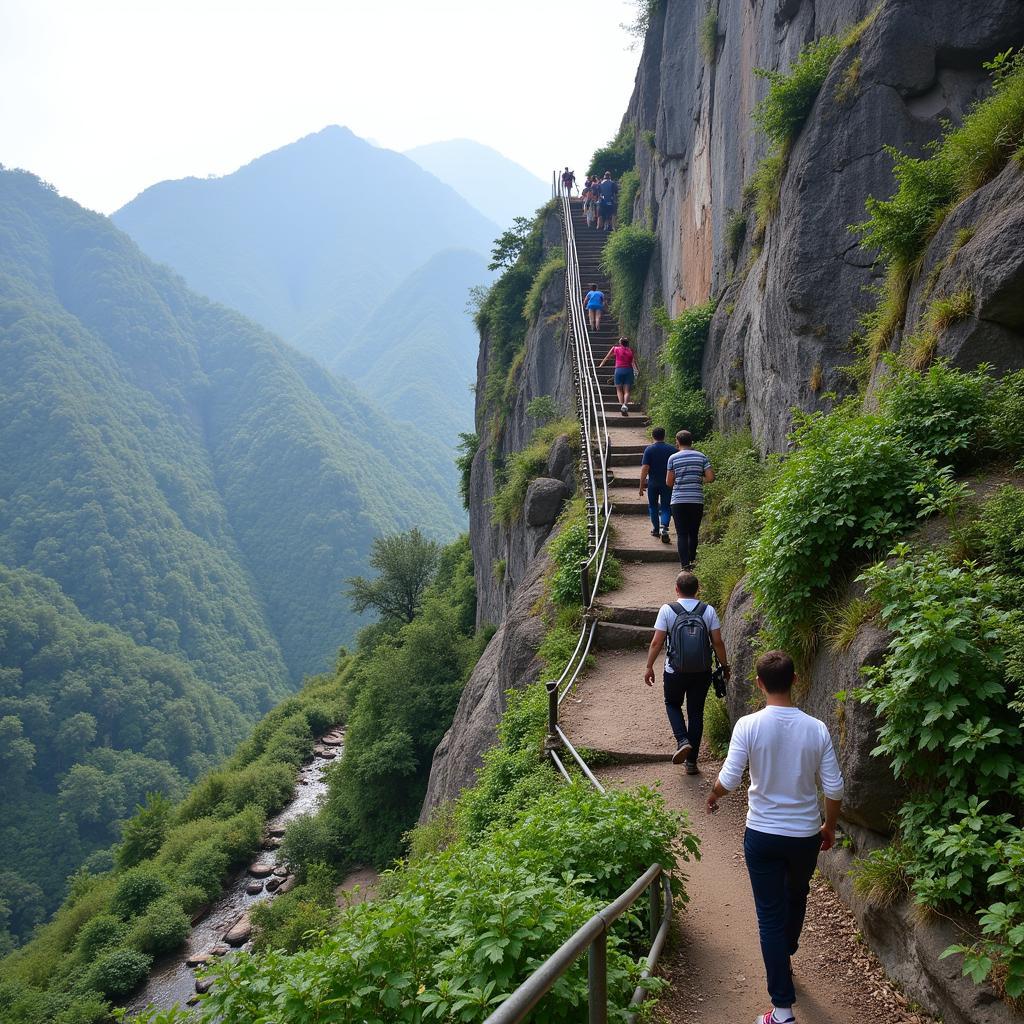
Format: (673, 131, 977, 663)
(562, 198, 935, 1023)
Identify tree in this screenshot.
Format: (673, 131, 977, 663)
(345, 529, 441, 626)
(116, 792, 173, 870)
(488, 216, 532, 271)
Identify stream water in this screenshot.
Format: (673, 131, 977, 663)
(125, 733, 341, 1015)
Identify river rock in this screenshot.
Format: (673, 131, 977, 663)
(524, 477, 569, 527)
(277, 874, 297, 894)
(267, 825, 286, 838)
(185, 952, 213, 967)
(262, 837, 282, 850)
(319, 748, 336, 759)
(209, 943, 230, 956)
(273, 864, 289, 876)
(245, 880, 264, 894)
(187, 995, 200, 1006)
(321, 733, 342, 746)
(265, 875, 282, 892)
(195, 977, 215, 994)
(247, 862, 273, 878)
(224, 911, 252, 946)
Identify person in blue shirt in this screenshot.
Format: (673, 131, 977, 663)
(638, 426, 675, 543)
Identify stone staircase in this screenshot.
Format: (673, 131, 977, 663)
(567, 199, 681, 661)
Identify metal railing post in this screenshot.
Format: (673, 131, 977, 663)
(648, 874, 660, 945)
(588, 933, 608, 1024)
(580, 559, 591, 607)
(545, 681, 561, 749)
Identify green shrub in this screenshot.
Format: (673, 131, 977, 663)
(699, 4, 718, 63)
(747, 406, 958, 652)
(703, 696, 731, 757)
(115, 793, 172, 871)
(601, 225, 656, 333)
(526, 395, 558, 424)
(176, 838, 231, 901)
(587, 123, 636, 178)
(281, 812, 345, 877)
(851, 844, 911, 906)
(85, 947, 151, 999)
(748, 151, 786, 237)
(109, 866, 168, 921)
(250, 863, 337, 954)
(455, 432, 479, 510)
(547, 499, 622, 607)
(616, 168, 641, 226)
(725, 208, 747, 262)
(523, 250, 566, 322)
(752, 36, 841, 148)
(692, 431, 777, 609)
(984, 370, 1024, 459)
(129, 896, 190, 956)
(879, 361, 987, 468)
(72, 915, 127, 963)
(961, 485, 1024, 575)
(648, 301, 716, 440)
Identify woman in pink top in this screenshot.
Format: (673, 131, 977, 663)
(598, 336, 637, 416)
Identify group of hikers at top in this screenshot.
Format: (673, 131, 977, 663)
(637, 424, 845, 1024)
(562, 166, 619, 231)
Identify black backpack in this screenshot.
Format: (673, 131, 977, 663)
(666, 601, 713, 674)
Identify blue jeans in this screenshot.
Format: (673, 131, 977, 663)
(647, 482, 672, 531)
(743, 827, 822, 1008)
(663, 671, 710, 761)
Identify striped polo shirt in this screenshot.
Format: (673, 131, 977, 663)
(667, 448, 711, 504)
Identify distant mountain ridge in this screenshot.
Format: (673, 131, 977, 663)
(404, 139, 550, 229)
(113, 126, 498, 366)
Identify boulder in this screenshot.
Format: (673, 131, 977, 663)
(273, 864, 289, 877)
(321, 733, 343, 746)
(266, 825, 286, 838)
(223, 912, 251, 947)
(524, 477, 569, 527)
(245, 880, 264, 895)
(195, 977, 215, 995)
(546, 434, 576, 487)
(209, 943, 230, 957)
(276, 874, 297, 894)
(262, 837, 282, 850)
(265, 875, 282, 893)
(185, 953, 212, 967)
(247, 862, 273, 878)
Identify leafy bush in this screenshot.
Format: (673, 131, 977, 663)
(648, 301, 716, 440)
(600, 226, 656, 333)
(725, 208, 747, 262)
(752, 36, 841, 148)
(854, 549, 1024, 995)
(250, 863, 336, 954)
(129, 896, 191, 956)
(984, 370, 1024, 459)
(879, 361, 987, 468)
(85, 947, 151, 999)
(699, 5, 718, 63)
(526, 395, 558, 424)
(748, 151, 786, 238)
(455, 431, 480, 510)
(72, 914, 127, 962)
(692, 431, 777, 610)
(110, 867, 168, 921)
(587, 123, 636, 179)
(523, 250, 566, 322)
(747, 407, 958, 652)
(547, 499, 622, 607)
(617, 168, 641, 226)
(492, 419, 580, 526)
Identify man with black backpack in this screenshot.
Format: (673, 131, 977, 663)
(643, 571, 731, 774)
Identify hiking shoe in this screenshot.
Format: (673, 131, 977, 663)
(754, 1015, 795, 1024)
(685, 761, 700, 775)
(661, 530, 671, 544)
(621, 403, 629, 415)
(671, 742, 693, 765)
(650, 527, 660, 537)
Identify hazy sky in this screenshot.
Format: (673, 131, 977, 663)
(0, 0, 643, 214)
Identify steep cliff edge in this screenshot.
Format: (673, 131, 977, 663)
(622, 0, 1024, 451)
(421, 205, 576, 813)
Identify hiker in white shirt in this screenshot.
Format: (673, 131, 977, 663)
(643, 571, 730, 774)
(706, 650, 845, 1024)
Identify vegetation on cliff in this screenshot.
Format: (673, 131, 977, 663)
(648, 300, 716, 440)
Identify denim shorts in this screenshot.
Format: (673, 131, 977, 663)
(614, 367, 635, 387)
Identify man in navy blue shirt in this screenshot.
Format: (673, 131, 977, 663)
(639, 426, 675, 544)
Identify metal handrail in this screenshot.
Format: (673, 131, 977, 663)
(482, 863, 672, 1024)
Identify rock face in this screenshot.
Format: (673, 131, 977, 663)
(523, 477, 569, 527)
(419, 555, 548, 820)
(470, 207, 577, 628)
(621, 0, 1024, 453)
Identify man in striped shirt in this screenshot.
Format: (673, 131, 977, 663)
(666, 430, 714, 570)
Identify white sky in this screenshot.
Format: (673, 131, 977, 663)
(0, 0, 642, 214)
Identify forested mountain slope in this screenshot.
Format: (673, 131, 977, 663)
(0, 167, 461, 923)
(332, 248, 486, 440)
(404, 139, 549, 228)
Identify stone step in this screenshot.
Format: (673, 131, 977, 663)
(613, 544, 680, 563)
(595, 621, 654, 649)
(606, 415, 649, 428)
(596, 603, 661, 627)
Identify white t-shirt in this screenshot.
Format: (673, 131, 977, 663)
(654, 599, 720, 674)
(719, 706, 845, 837)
